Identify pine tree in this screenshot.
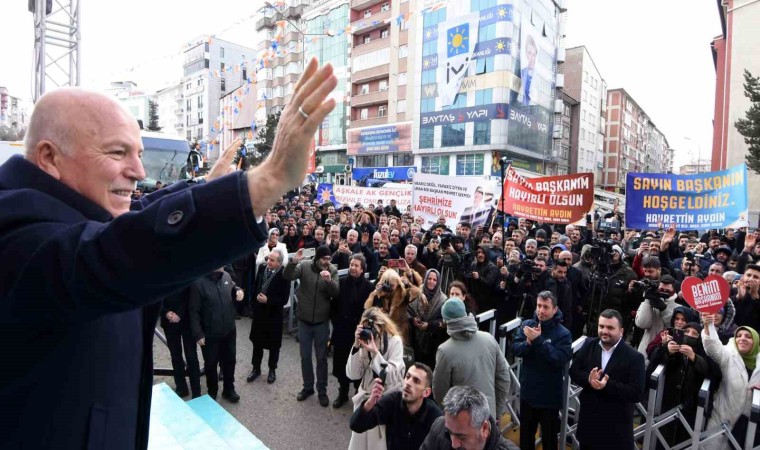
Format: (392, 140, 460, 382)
(147, 100, 161, 132)
(738, 70, 760, 173)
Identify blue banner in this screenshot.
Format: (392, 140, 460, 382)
(351, 166, 417, 181)
(420, 103, 509, 128)
(423, 5, 514, 42)
(625, 164, 749, 230)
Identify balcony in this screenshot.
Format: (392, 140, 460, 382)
(352, 36, 390, 56)
(174, 122, 184, 129)
(174, 107, 184, 115)
(556, 74, 564, 89)
(351, 9, 392, 34)
(350, 116, 388, 127)
(351, 89, 389, 107)
(352, 63, 390, 83)
(256, 16, 275, 30)
(351, 0, 387, 11)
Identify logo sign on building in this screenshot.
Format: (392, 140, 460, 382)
(436, 12, 480, 106)
(351, 166, 417, 182)
(500, 166, 594, 224)
(420, 103, 509, 128)
(412, 173, 498, 229)
(316, 183, 412, 208)
(421, 71, 522, 99)
(347, 123, 412, 155)
(625, 164, 748, 230)
(681, 275, 730, 314)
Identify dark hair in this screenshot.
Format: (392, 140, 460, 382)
(534, 256, 548, 265)
(599, 309, 624, 328)
(554, 260, 568, 268)
(351, 253, 367, 271)
(459, 222, 472, 230)
(660, 275, 677, 286)
(748, 264, 760, 274)
(410, 362, 434, 388)
(642, 256, 661, 269)
(505, 238, 517, 245)
(537, 290, 557, 308)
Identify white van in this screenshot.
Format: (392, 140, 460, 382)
(0, 141, 26, 166)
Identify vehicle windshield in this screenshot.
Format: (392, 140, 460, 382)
(139, 136, 189, 188)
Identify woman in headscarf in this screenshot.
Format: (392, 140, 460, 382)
(255, 228, 289, 277)
(701, 314, 760, 449)
(281, 224, 303, 253)
(408, 269, 448, 369)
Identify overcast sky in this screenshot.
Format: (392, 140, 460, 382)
(0, 0, 720, 169)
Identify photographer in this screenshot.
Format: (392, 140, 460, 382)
(438, 235, 467, 292)
(365, 268, 420, 345)
(634, 275, 679, 358)
(346, 308, 406, 449)
(500, 256, 548, 320)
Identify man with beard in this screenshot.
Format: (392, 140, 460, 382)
(558, 250, 587, 339)
(570, 309, 645, 450)
(284, 245, 340, 407)
(331, 254, 374, 408)
(350, 363, 443, 450)
(469, 245, 500, 314)
(541, 261, 574, 333)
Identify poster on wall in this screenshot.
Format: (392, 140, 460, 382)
(412, 173, 498, 229)
(625, 165, 749, 230)
(436, 9, 480, 107)
(317, 184, 412, 208)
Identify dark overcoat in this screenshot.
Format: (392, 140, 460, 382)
(249, 263, 289, 350)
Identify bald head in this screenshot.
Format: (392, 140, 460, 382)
(25, 88, 145, 217)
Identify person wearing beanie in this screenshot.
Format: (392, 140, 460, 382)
(701, 316, 760, 450)
(432, 298, 510, 419)
(284, 244, 340, 407)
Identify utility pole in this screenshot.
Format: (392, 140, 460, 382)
(30, 0, 81, 102)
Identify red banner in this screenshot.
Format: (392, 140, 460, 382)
(306, 139, 317, 174)
(499, 166, 594, 224)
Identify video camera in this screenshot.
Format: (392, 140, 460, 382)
(683, 251, 705, 264)
(632, 278, 669, 310)
(516, 258, 542, 278)
(359, 318, 378, 343)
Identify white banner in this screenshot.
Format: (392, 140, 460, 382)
(317, 184, 412, 208)
(436, 12, 480, 107)
(412, 173, 498, 229)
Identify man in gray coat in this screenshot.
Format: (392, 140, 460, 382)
(433, 298, 511, 419)
(284, 244, 340, 407)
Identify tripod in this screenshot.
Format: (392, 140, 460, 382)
(585, 263, 610, 337)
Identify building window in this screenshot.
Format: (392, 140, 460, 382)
(473, 121, 490, 145)
(363, 34, 371, 44)
(197, 79, 202, 86)
(442, 123, 465, 147)
(421, 155, 449, 174)
(221, 62, 225, 71)
(378, 105, 387, 117)
(360, 84, 369, 94)
(360, 108, 369, 120)
(364, 9, 372, 17)
(220, 47, 225, 58)
(419, 128, 434, 149)
(380, 28, 389, 39)
(221, 78, 226, 91)
(197, 96, 203, 108)
(393, 153, 414, 166)
(397, 100, 406, 113)
(356, 155, 386, 167)
(380, 2, 390, 11)
(456, 153, 484, 175)
(397, 72, 407, 86)
(379, 80, 388, 91)
(242, 67, 247, 81)
(186, 99, 192, 111)
(399, 45, 408, 58)
(186, 83, 191, 90)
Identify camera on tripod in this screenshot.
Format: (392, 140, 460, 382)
(516, 258, 541, 278)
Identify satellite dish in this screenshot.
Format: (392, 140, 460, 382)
(315, 166, 325, 174)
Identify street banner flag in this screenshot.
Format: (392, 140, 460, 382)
(499, 166, 594, 224)
(625, 164, 748, 230)
(317, 184, 412, 208)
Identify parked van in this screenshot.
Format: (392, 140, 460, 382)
(139, 132, 190, 191)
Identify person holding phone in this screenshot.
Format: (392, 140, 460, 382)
(346, 308, 406, 449)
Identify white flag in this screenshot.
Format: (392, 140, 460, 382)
(436, 12, 480, 107)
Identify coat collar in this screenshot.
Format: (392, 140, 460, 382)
(0, 155, 113, 222)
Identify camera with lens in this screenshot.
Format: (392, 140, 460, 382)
(440, 233, 454, 250)
(359, 319, 377, 343)
(632, 279, 668, 310)
(683, 251, 704, 263)
(380, 282, 393, 293)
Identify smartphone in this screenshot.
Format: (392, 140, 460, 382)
(388, 259, 405, 269)
(302, 247, 316, 259)
(669, 328, 684, 345)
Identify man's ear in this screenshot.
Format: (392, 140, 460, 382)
(422, 386, 432, 398)
(34, 140, 63, 180)
(480, 418, 491, 440)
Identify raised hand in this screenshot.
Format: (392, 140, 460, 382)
(206, 138, 240, 182)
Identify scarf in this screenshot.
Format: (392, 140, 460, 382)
(733, 326, 760, 371)
(260, 266, 281, 295)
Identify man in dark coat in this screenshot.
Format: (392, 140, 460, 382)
(468, 244, 500, 314)
(570, 309, 645, 450)
(332, 254, 374, 408)
(247, 248, 290, 384)
(0, 73, 334, 449)
(160, 286, 201, 398)
(189, 269, 244, 402)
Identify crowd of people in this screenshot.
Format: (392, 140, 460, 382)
(161, 182, 760, 449)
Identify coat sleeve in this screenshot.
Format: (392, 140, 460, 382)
(349, 391, 395, 433)
(494, 340, 511, 417)
(570, 340, 592, 389)
(635, 299, 655, 329)
(702, 328, 730, 368)
(346, 347, 368, 380)
(370, 335, 406, 388)
(533, 328, 573, 369)
(283, 259, 302, 281)
(188, 283, 204, 342)
(512, 323, 534, 357)
(326, 267, 340, 299)
(0, 172, 267, 325)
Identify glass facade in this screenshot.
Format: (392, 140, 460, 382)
(306, 4, 349, 147)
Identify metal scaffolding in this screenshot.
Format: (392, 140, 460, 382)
(31, 0, 81, 102)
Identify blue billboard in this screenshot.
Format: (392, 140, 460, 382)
(625, 164, 749, 230)
(351, 166, 417, 182)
